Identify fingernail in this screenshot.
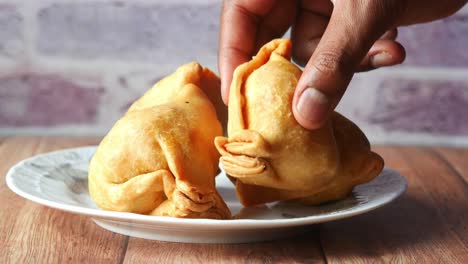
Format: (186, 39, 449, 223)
(371, 52, 393, 68)
(296, 88, 330, 124)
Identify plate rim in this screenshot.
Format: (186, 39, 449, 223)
(5, 146, 407, 229)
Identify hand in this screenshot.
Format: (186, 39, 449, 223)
(219, 0, 467, 129)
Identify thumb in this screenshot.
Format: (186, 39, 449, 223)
(293, 0, 401, 129)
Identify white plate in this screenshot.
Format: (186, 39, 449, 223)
(6, 146, 406, 243)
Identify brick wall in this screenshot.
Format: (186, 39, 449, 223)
(338, 5, 468, 146)
(0, 0, 467, 146)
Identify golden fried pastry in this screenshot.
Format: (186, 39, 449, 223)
(215, 39, 384, 207)
(89, 62, 231, 219)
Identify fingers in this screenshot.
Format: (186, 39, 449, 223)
(357, 28, 406, 71)
(357, 39, 406, 72)
(255, 0, 297, 51)
(293, 27, 400, 68)
(293, 0, 401, 130)
(218, 0, 278, 104)
(291, 0, 331, 67)
(380, 28, 398, 40)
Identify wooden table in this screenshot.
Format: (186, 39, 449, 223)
(1, 137, 467, 263)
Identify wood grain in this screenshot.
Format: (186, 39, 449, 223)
(319, 146, 468, 264)
(1, 138, 467, 263)
(0, 137, 129, 264)
(434, 147, 468, 183)
(123, 228, 325, 264)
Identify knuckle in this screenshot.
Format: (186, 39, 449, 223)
(312, 51, 354, 77)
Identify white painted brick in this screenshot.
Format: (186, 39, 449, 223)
(0, 71, 104, 127)
(36, 2, 221, 70)
(0, 5, 24, 59)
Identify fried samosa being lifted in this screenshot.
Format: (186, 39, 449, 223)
(215, 39, 384, 207)
(89, 62, 230, 219)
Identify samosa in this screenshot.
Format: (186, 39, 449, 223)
(89, 62, 231, 219)
(215, 39, 384, 207)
